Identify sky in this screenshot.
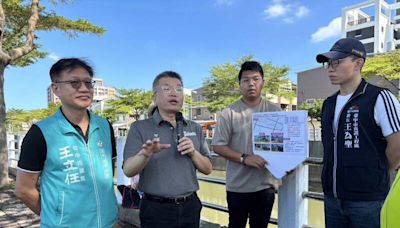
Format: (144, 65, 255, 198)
(4, 0, 371, 110)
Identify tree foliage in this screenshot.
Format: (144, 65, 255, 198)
(362, 49, 400, 88)
(202, 56, 290, 113)
(0, 0, 105, 187)
(6, 102, 60, 132)
(2, 0, 105, 66)
(297, 99, 323, 121)
(103, 89, 153, 122)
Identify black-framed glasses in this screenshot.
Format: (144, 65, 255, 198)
(322, 58, 348, 70)
(54, 80, 95, 90)
(240, 76, 263, 84)
(159, 85, 183, 94)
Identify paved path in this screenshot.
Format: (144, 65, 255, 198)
(0, 182, 40, 228)
(0, 180, 138, 228)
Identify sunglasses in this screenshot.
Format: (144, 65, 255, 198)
(54, 80, 95, 90)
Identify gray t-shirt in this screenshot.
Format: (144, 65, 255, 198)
(123, 109, 210, 197)
(212, 99, 281, 192)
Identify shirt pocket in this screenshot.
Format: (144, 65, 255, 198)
(56, 190, 66, 225)
(341, 158, 381, 193)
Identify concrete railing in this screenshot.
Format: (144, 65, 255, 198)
(7, 133, 24, 169)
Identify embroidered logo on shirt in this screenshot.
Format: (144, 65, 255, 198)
(344, 106, 360, 149)
(184, 131, 197, 137)
(97, 140, 103, 148)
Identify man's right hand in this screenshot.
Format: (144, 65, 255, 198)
(139, 138, 171, 157)
(123, 138, 171, 177)
(243, 154, 268, 169)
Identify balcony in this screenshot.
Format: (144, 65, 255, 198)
(347, 16, 374, 27)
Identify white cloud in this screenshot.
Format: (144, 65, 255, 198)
(264, 4, 289, 18)
(295, 6, 309, 18)
(311, 17, 341, 43)
(47, 52, 60, 61)
(264, 1, 309, 23)
(215, 0, 234, 6)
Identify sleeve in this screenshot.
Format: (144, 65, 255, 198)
(197, 124, 211, 158)
(108, 120, 117, 159)
(374, 90, 400, 137)
(123, 123, 144, 162)
(211, 109, 231, 146)
(17, 124, 47, 172)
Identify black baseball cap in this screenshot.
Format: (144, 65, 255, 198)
(316, 38, 366, 63)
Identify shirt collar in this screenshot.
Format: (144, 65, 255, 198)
(59, 107, 91, 129)
(152, 108, 188, 126)
(56, 108, 97, 138)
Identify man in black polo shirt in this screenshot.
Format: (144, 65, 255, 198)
(123, 71, 212, 228)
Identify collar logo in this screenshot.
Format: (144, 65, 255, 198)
(97, 140, 104, 148)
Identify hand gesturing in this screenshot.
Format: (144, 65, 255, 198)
(141, 138, 171, 157)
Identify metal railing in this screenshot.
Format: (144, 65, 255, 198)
(347, 16, 375, 26)
(197, 156, 324, 228)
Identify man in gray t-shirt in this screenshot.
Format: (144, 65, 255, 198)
(212, 61, 280, 228)
(123, 71, 212, 228)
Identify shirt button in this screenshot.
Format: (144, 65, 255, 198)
(170, 127, 173, 130)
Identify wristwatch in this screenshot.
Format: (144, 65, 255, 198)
(240, 153, 248, 164)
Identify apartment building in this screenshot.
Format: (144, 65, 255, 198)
(342, 0, 400, 54)
(298, 0, 400, 105)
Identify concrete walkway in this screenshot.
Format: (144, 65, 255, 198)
(0, 181, 40, 228)
(0, 180, 138, 228)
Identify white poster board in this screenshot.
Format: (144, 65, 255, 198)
(252, 110, 308, 178)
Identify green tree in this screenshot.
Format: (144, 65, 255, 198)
(29, 102, 61, 121)
(202, 56, 290, 113)
(104, 89, 153, 122)
(0, 0, 104, 187)
(298, 99, 323, 141)
(362, 49, 400, 89)
(5, 108, 28, 132)
(183, 94, 192, 119)
(275, 86, 296, 110)
(6, 102, 60, 132)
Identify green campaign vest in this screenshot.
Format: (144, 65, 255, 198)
(36, 109, 117, 227)
(381, 171, 400, 228)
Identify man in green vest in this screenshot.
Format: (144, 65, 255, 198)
(15, 58, 118, 227)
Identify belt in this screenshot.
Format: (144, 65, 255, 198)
(143, 193, 194, 204)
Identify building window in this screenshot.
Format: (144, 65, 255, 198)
(355, 29, 362, 37)
(381, 26, 384, 33)
(364, 42, 374, 53)
(196, 108, 201, 115)
(381, 42, 384, 49)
